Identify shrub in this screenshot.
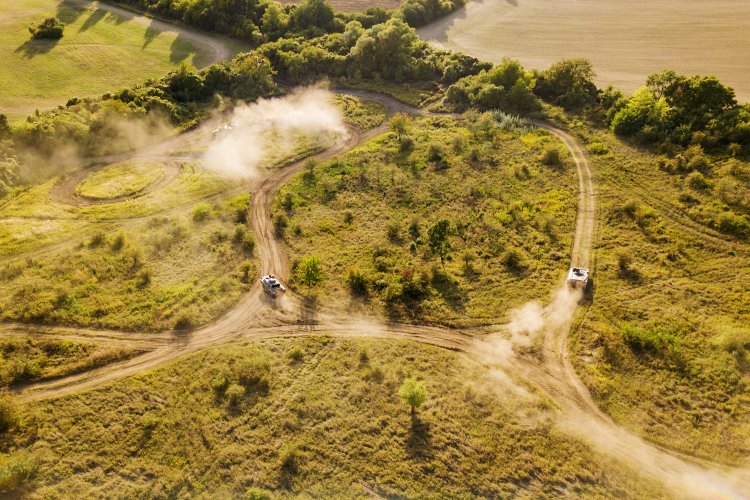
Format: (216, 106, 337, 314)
(0, 393, 18, 434)
(236, 357, 271, 393)
(587, 141, 609, 155)
(295, 256, 322, 286)
(88, 232, 106, 248)
(622, 323, 681, 354)
(686, 171, 711, 190)
(225, 383, 245, 406)
(0, 450, 39, 493)
(541, 147, 562, 166)
(288, 347, 304, 362)
(110, 232, 126, 252)
(29, 17, 64, 39)
(347, 269, 369, 296)
(239, 260, 254, 283)
(232, 224, 255, 253)
(245, 487, 272, 500)
(192, 203, 211, 221)
(173, 314, 195, 330)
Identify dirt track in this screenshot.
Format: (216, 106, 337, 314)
(4, 92, 749, 498)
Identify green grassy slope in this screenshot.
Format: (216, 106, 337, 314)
(273, 113, 577, 326)
(570, 126, 750, 464)
(0, 0, 227, 120)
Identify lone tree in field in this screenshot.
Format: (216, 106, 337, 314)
(29, 17, 65, 40)
(399, 378, 427, 415)
(389, 113, 410, 140)
(427, 219, 455, 267)
(295, 256, 323, 286)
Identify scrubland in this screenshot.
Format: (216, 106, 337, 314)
(274, 112, 577, 326)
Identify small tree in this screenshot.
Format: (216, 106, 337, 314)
(29, 17, 65, 39)
(427, 219, 454, 267)
(295, 256, 322, 285)
(399, 378, 427, 415)
(389, 113, 410, 140)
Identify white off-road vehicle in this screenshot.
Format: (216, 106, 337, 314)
(567, 267, 590, 289)
(260, 275, 285, 297)
(211, 123, 234, 137)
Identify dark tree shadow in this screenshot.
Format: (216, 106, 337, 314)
(142, 21, 161, 50)
(406, 414, 433, 461)
(14, 38, 60, 59)
(78, 8, 106, 32)
(431, 268, 466, 311)
(618, 267, 642, 284)
(299, 294, 320, 325)
(56, 0, 88, 25)
(169, 33, 198, 64)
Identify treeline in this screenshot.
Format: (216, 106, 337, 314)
(112, 0, 463, 41)
(260, 17, 487, 84)
(605, 70, 750, 148)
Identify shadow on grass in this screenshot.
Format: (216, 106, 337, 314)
(406, 414, 433, 461)
(56, 0, 88, 25)
(14, 38, 60, 58)
(169, 32, 199, 64)
(143, 21, 160, 50)
(431, 268, 466, 312)
(78, 7, 106, 32)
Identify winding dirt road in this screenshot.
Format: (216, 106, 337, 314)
(3, 91, 749, 498)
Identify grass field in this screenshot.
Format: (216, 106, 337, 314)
(273, 112, 578, 326)
(0, 0, 240, 121)
(0, 337, 671, 497)
(567, 125, 750, 463)
(418, 0, 750, 102)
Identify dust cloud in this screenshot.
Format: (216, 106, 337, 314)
(202, 87, 347, 180)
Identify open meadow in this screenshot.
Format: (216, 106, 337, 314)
(418, 0, 750, 102)
(0, 0, 243, 121)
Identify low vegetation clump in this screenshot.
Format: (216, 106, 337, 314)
(332, 95, 387, 130)
(0, 338, 670, 496)
(273, 113, 576, 325)
(28, 17, 64, 40)
(0, 338, 138, 387)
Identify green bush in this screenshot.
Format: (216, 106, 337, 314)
(622, 323, 681, 354)
(0, 394, 18, 434)
(0, 450, 39, 493)
(192, 203, 211, 222)
(541, 147, 562, 166)
(225, 383, 245, 406)
(295, 256, 323, 286)
(347, 269, 369, 296)
(29, 17, 64, 39)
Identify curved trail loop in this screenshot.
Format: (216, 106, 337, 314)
(49, 162, 183, 207)
(3, 91, 748, 498)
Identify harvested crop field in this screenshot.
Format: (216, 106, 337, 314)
(418, 0, 750, 102)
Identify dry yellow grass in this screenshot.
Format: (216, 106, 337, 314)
(418, 0, 750, 102)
